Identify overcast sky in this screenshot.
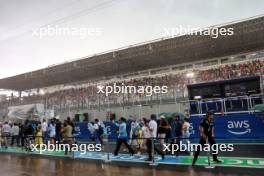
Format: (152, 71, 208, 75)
(0, 0, 264, 79)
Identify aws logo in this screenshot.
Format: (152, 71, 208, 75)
(189, 123, 195, 135)
(74, 126, 81, 136)
(106, 126, 112, 135)
(227, 120, 251, 135)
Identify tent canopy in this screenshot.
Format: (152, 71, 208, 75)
(158, 112, 185, 121)
(254, 104, 264, 112)
(7, 104, 44, 120)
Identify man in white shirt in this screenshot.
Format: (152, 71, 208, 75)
(42, 120, 47, 132)
(145, 114, 165, 161)
(149, 119, 157, 138)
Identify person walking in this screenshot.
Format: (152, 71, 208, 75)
(11, 123, 20, 146)
(114, 117, 134, 156)
(2, 122, 11, 149)
(158, 115, 170, 146)
(192, 111, 222, 166)
(61, 120, 73, 155)
(145, 114, 165, 161)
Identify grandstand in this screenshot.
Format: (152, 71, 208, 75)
(0, 15, 264, 120)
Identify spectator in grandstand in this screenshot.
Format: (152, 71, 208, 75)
(11, 123, 19, 146)
(114, 117, 135, 156)
(2, 122, 11, 148)
(157, 115, 170, 146)
(145, 114, 165, 161)
(1, 59, 262, 112)
(61, 120, 73, 155)
(192, 111, 222, 166)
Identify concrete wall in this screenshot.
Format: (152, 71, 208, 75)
(56, 102, 189, 121)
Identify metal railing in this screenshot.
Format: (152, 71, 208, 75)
(187, 94, 264, 117)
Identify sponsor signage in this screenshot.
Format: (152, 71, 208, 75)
(189, 114, 264, 139)
(74, 114, 264, 140)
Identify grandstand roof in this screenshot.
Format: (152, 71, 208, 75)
(1, 15, 264, 91)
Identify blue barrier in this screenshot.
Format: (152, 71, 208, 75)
(74, 113, 264, 141)
(189, 113, 264, 139)
(74, 121, 120, 141)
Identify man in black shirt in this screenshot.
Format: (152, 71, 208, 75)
(192, 111, 222, 165)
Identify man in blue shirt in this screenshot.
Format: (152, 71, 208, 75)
(114, 117, 135, 156)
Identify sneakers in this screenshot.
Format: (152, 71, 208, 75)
(213, 159, 222, 163)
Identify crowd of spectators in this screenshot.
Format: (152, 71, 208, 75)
(0, 59, 263, 110)
(0, 117, 74, 154)
(0, 114, 190, 159)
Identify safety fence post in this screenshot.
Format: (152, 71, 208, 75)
(71, 139, 75, 159)
(105, 137, 111, 163)
(149, 137, 158, 166)
(205, 138, 215, 169)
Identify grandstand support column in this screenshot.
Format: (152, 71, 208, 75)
(198, 100, 202, 117)
(159, 93, 162, 114)
(174, 88, 177, 105)
(223, 98, 227, 115)
(107, 97, 110, 110)
(149, 138, 158, 166)
(98, 95, 101, 112)
(68, 105, 71, 117)
(122, 106, 127, 118)
(221, 100, 224, 115)
(44, 97, 47, 113)
(139, 105, 142, 119)
(177, 100, 181, 113)
(247, 96, 251, 114)
(261, 74, 264, 103)
(205, 102, 208, 113)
